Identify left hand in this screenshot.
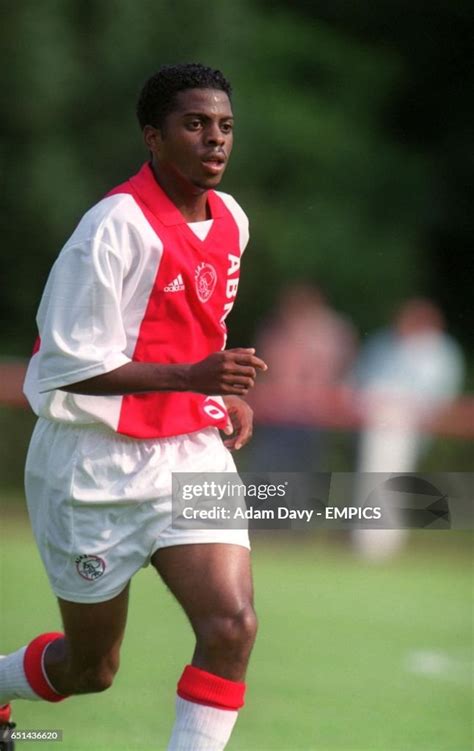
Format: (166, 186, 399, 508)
(222, 395, 254, 450)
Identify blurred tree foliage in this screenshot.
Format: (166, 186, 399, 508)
(0, 0, 470, 355)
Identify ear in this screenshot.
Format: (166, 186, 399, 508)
(143, 125, 163, 156)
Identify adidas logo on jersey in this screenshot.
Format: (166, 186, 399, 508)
(164, 274, 185, 292)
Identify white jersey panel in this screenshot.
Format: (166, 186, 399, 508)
(23, 193, 164, 429)
(215, 192, 249, 253)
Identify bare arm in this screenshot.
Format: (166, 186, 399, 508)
(60, 348, 267, 397)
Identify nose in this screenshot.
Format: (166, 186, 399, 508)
(205, 122, 225, 146)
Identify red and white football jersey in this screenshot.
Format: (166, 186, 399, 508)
(23, 163, 249, 438)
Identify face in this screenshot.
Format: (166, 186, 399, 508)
(145, 88, 234, 191)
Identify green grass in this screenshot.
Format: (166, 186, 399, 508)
(0, 501, 472, 751)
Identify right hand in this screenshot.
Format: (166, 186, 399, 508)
(187, 348, 267, 395)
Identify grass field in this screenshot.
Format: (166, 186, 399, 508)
(0, 498, 472, 751)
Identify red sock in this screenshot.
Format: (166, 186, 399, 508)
(177, 665, 245, 710)
(0, 704, 12, 723)
(23, 633, 69, 702)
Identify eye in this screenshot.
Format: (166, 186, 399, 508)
(221, 121, 234, 134)
(186, 119, 202, 131)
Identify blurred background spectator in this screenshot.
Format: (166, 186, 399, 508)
(247, 283, 357, 471)
(351, 298, 465, 559)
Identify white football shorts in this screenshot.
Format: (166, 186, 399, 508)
(25, 419, 250, 603)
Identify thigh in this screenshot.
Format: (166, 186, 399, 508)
(44, 584, 131, 694)
(54, 583, 130, 669)
(151, 544, 253, 622)
(45, 586, 129, 680)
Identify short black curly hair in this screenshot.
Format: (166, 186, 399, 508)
(136, 63, 232, 130)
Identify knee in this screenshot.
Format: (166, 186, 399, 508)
(197, 605, 258, 656)
(73, 656, 120, 694)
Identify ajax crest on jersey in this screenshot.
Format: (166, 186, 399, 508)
(195, 263, 217, 302)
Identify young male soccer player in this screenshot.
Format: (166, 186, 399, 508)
(0, 63, 267, 751)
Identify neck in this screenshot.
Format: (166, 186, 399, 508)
(150, 162, 210, 221)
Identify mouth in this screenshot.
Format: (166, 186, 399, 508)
(201, 153, 226, 175)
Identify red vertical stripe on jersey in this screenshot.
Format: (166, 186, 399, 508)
(108, 164, 242, 439)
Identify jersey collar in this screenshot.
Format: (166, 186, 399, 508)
(129, 162, 224, 226)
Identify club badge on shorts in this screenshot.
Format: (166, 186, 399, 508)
(75, 554, 106, 581)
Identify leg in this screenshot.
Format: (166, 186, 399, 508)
(352, 420, 416, 561)
(152, 543, 257, 681)
(45, 583, 130, 695)
(0, 584, 130, 705)
(152, 543, 256, 750)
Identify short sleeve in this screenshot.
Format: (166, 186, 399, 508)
(215, 192, 250, 253)
(36, 235, 131, 392)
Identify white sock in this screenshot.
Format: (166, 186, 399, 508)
(0, 649, 41, 704)
(167, 697, 239, 751)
